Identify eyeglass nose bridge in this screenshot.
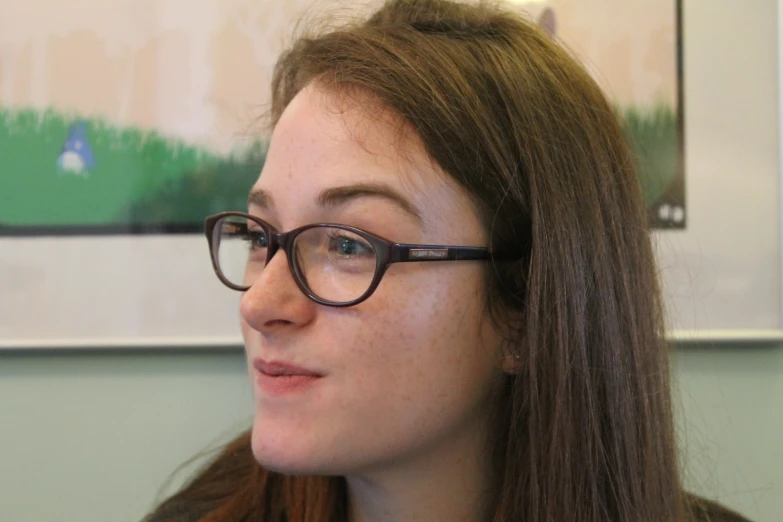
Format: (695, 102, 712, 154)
(258, 227, 323, 304)
(263, 228, 295, 266)
(261, 228, 315, 297)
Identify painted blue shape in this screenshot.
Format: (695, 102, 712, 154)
(57, 121, 96, 175)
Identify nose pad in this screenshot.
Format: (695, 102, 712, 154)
(264, 238, 281, 266)
(289, 241, 309, 286)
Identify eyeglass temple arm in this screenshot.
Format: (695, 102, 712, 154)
(389, 244, 494, 263)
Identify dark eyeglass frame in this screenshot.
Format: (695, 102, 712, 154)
(205, 211, 506, 307)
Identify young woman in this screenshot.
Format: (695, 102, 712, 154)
(145, 1, 751, 521)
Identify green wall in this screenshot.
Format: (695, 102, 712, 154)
(0, 345, 780, 522)
(673, 343, 783, 521)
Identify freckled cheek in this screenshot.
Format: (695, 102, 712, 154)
(341, 266, 484, 370)
(382, 264, 479, 309)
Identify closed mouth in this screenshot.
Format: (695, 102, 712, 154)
(253, 358, 322, 378)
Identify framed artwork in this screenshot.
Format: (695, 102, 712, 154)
(0, 0, 776, 349)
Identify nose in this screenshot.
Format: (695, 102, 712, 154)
(239, 249, 316, 335)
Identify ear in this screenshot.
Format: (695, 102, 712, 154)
(538, 7, 557, 38)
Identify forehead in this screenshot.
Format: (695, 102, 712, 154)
(255, 83, 479, 231)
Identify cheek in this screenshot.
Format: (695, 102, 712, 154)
(247, 265, 501, 475)
(341, 264, 495, 396)
(374, 263, 486, 335)
(330, 266, 500, 452)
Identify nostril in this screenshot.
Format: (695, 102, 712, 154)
(264, 319, 294, 328)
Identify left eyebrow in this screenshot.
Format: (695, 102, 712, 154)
(316, 182, 423, 225)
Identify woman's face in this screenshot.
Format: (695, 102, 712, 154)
(242, 83, 505, 477)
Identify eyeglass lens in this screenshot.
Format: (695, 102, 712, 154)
(214, 215, 379, 303)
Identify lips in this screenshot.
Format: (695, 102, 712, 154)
(253, 358, 324, 396)
(253, 359, 323, 377)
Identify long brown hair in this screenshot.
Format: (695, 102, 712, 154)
(148, 0, 691, 520)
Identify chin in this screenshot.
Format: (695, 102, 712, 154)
(250, 418, 334, 476)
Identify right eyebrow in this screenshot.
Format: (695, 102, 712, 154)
(316, 182, 423, 225)
(247, 182, 423, 225)
(247, 188, 275, 212)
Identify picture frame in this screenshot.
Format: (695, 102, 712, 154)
(658, 0, 783, 341)
(1, 0, 778, 349)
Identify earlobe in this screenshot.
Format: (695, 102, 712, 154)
(500, 353, 523, 374)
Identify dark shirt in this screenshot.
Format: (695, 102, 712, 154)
(143, 493, 753, 522)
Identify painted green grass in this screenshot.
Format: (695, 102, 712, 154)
(619, 104, 679, 207)
(120, 141, 265, 224)
(0, 107, 261, 228)
(1, 104, 676, 231)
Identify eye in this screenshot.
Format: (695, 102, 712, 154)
(246, 228, 268, 249)
(327, 231, 373, 257)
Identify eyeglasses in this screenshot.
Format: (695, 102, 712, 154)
(204, 211, 503, 307)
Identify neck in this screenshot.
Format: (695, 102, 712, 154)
(345, 419, 496, 522)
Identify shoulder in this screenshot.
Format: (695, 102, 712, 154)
(141, 501, 210, 522)
(685, 493, 753, 522)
